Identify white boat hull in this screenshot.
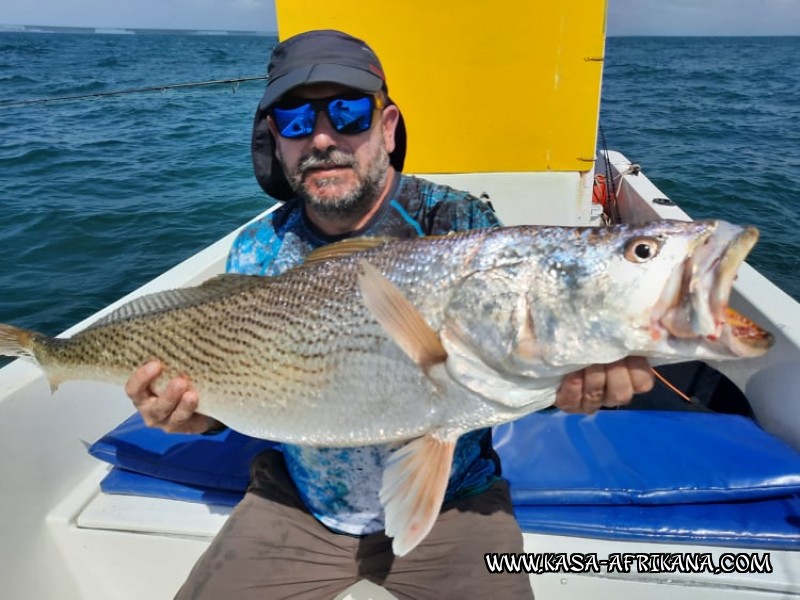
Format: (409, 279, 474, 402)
(1, 158, 798, 599)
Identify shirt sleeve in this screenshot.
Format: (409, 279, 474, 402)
(224, 211, 288, 276)
(225, 225, 261, 274)
(225, 232, 247, 273)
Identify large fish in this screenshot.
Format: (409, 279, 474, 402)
(0, 220, 773, 555)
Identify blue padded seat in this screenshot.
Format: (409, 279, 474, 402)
(494, 411, 800, 550)
(101, 467, 245, 506)
(493, 410, 800, 505)
(513, 496, 800, 550)
(91, 410, 800, 549)
(90, 415, 275, 491)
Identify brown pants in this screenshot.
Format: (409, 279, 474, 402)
(176, 450, 534, 600)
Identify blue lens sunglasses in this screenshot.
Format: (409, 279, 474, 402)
(270, 94, 385, 139)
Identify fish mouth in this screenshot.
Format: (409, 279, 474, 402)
(655, 221, 774, 357)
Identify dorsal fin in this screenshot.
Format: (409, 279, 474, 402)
(87, 274, 265, 328)
(303, 237, 394, 266)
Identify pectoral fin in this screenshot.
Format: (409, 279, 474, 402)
(357, 260, 447, 371)
(380, 432, 457, 556)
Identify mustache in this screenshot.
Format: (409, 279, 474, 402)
(298, 149, 357, 176)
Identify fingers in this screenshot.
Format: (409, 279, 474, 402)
(603, 360, 636, 407)
(555, 357, 655, 415)
(124, 361, 163, 403)
(124, 361, 209, 434)
(555, 364, 606, 414)
(624, 356, 655, 394)
(146, 377, 194, 430)
(554, 371, 584, 413)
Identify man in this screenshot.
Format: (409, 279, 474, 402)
(125, 30, 653, 599)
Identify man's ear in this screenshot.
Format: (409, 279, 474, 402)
(381, 105, 400, 154)
(266, 115, 283, 161)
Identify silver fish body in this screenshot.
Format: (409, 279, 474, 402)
(0, 219, 773, 555)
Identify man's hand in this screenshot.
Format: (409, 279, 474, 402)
(555, 357, 653, 414)
(124, 361, 218, 434)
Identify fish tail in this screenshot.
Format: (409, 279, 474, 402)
(0, 323, 40, 359)
(0, 324, 64, 392)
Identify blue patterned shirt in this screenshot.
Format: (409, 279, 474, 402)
(226, 174, 502, 535)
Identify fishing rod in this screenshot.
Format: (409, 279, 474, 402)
(597, 125, 622, 224)
(0, 75, 269, 109)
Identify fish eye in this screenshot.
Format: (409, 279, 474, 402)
(624, 237, 660, 263)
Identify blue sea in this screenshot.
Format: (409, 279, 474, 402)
(1, 32, 799, 342)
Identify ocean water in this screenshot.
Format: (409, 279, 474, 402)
(0, 31, 277, 337)
(1, 33, 799, 343)
(600, 37, 800, 299)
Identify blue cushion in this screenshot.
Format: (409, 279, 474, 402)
(91, 410, 800, 506)
(493, 410, 800, 505)
(101, 467, 243, 506)
(88, 413, 275, 492)
(89, 410, 800, 548)
(514, 495, 800, 550)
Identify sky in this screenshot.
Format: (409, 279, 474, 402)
(1, 0, 799, 36)
(608, 0, 800, 36)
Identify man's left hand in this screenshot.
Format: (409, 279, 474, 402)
(555, 357, 654, 414)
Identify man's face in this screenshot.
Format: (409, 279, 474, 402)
(268, 83, 400, 221)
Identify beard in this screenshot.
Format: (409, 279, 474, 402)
(287, 145, 390, 222)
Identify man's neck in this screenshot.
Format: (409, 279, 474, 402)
(304, 169, 397, 237)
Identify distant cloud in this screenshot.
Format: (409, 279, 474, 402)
(1, 0, 277, 32)
(4, 1, 798, 37)
(233, 0, 269, 9)
(609, 0, 800, 36)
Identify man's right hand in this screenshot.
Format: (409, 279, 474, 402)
(124, 361, 218, 434)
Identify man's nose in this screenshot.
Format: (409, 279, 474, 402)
(309, 111, 339, 152)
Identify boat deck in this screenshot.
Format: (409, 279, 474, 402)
(2, 165, 799, 599)
(47, 461, 800, 599)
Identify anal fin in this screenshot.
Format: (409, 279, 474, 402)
(379, 432, 457, 556)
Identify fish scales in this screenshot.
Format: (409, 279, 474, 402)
(0, 222, 770, 440)
(0, 220, 775, 555)
(26, 244, 466, 442)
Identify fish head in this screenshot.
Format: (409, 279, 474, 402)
(538, 219, 774, 364)
(442, 220, 773, 384)
(643, 219, 773, 359)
